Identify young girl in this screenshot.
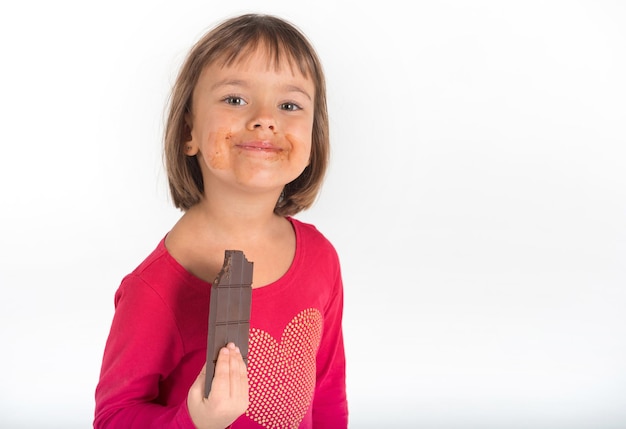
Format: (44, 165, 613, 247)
(94, 13, 348, 429)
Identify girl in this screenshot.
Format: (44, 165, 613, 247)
(94, 13, 348, 429)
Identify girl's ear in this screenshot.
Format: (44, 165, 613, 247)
(183, 114, 199, 156)
(184, 142, 198, 156)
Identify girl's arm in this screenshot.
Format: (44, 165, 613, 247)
(94, 276, 247, 429)
(312, 263, 349, 428)
(94, 275, 194, 428)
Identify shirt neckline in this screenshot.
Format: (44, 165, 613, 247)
(158, 216, 303, 298)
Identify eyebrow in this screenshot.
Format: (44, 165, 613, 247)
(210, 79, 312, 101)
(211, 79, 248, 91)
(284, 84, 312, 101)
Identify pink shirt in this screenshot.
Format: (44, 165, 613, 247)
(94, 218, 348, 428)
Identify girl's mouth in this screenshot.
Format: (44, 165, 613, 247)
(236, 140, 283, 153)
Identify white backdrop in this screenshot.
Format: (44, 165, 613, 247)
(1, 1, 625, 428)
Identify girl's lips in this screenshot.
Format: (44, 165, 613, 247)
(236, 141, 282, 152)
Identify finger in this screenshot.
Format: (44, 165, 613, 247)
(240, 353, 249, 385)
(210, 346, 231, 395)
(239, 351, 249, 400)
(190, 362, 207, 397)
(228, 345, 241, 395)
(187, 362, 208, 407)
(229, 346, 249, 399)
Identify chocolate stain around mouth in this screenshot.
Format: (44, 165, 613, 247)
(206, 130, 308, 174)
(206, 129, 232, 170)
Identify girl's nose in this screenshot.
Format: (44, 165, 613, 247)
(247, 106, 276, 132)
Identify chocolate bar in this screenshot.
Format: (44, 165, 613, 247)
(204, 250, 253, 398)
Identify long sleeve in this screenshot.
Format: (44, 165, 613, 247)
(311, 255, 348, 428)
(94, 274, 197, 429)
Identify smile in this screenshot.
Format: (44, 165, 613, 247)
(236, 141, 283, 153)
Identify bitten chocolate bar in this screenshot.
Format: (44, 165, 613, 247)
(204, 250, 253, 398)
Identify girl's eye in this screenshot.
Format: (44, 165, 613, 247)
(223, 96, 247, 106)
(279, 102, 302, 112)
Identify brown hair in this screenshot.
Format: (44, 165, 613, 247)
(164, 14, 329, 216)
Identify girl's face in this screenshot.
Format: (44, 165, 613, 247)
(186, 46, 315, 198)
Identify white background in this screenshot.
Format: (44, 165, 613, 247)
(1, 1, 625, 428)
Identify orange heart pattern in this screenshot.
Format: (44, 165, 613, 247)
(245, 308, 323, 429)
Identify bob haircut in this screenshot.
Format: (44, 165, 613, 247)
(164, 14, 329, 216)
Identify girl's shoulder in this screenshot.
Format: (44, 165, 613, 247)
(289, 216, 339, 262)
(117, 236, 208, 300)
(289, 216, 329, 243)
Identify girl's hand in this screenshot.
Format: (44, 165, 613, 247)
(187, 343, 249, 429)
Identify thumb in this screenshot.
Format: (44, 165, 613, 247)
(189, 362, 208, 400)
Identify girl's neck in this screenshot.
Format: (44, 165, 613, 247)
(188, 189, 284, 241)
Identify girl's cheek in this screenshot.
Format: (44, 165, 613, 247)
(285, 133, 312, 163)
(206, 129, 232, 170)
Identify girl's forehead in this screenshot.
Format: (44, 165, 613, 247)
(214, 40, 312, 78)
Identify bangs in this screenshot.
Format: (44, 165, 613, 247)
(213, 22, 317, 79)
